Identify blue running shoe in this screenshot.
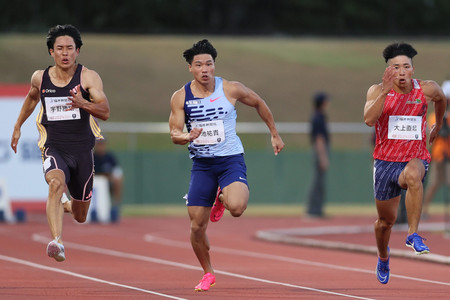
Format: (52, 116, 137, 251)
(376, 248, 390, 284)
(405, 233, 430, 255)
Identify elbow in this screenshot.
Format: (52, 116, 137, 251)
(100, 111, 110, 121)
(365, 120, 375, 127)
(364, 116, 376, 127)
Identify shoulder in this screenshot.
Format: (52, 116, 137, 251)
(418, 79, 444, 99)
(418, 79, 440, 91)
(222, 78, 248, 97)
(223, 78, 245, 90)
(367, 83, 383, 95)
(170, 86, 186, 107)
(81, 65, 102, 82)
(30, 70, 45, 89)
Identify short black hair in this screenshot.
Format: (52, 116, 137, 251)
(183, 39, 217, 64)
(382, 42, 417, 63)
(46, 24, 83, 55)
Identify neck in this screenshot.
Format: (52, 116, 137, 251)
(49, 64, 78, 87)
(192, 79, 215, 98)
(394, 79, 413, 94)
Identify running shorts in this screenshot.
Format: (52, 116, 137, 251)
(42, 146, 94, 201)
(186, 154, 248, 207)
(373, 159, 429, 201)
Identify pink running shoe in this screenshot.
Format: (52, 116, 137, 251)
(194, 272, 216, 292)
(47, 239, 66, 262)
(210, 188, 225, 222)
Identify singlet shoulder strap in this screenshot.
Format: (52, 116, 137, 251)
(184, 81, 195, 100)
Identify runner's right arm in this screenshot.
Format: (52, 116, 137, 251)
(11, 70, 43, 153)
(169, 88, 202, 145)
(364, 66, 397, 127)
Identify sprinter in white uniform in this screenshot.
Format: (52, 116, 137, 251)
(169, 39, 284, 292)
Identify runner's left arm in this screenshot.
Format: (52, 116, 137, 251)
(424, 80, 447, 144)
(69, 68, 110, 121)
(230, 81, 285, 155)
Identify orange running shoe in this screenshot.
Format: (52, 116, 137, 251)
(210, 188, 225, 222)
(194, 272, 216, 292)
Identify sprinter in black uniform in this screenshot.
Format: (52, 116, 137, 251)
(11, 24, 110, 262)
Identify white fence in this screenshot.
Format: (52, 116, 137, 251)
(101, 122, 372, 134)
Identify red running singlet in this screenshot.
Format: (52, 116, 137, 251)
(373, 79, 431, 163)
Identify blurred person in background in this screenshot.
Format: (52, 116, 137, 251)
(305, 92, 330, 218)
(169, 39, 284, 292)
(364, 42, 446, 284)
(10, 24, 110, 262)
(94, 138, 123, 221)
(422, 78, 450, 218)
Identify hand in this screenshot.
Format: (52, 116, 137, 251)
(271, 134, 285, 156)
(429, 123, 441, 145)
(381, 66, 397, 94)
(67, 84, 85, 110)
(189, 127, 203, 141)
(11, 127, 21, 153)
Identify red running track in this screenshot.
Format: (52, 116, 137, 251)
(0, 213, 449, 299)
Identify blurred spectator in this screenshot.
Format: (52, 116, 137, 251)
(94, 138, 123, 221)
(423, 79, 450, 218)
(305, 92, 330, 218)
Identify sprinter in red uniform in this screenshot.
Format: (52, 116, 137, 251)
(11, 25, 110, 262)
(364, 42, 446, 284)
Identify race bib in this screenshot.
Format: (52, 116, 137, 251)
(388, 115, 422, 140)
(191, 120, 225, 145)
(44, 97, 80, 121)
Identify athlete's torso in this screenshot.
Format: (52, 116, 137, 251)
(184, 77, 244, 158)
(37, 64, 101, 151)
(373, 79, 430, 162)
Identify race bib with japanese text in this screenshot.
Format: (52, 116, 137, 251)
(388, 116, 422, 140)
(191, 120, 226, 145)
(44, 97, 80, 121)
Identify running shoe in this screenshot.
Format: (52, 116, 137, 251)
(376, 248, 390, 284)
(47, 239, 66, 262)
(194, 272, 215, 292)
(210, 188, 225, 222)
(405, 233, 430, 255)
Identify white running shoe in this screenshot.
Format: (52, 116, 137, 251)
(47, 239, 66, 262)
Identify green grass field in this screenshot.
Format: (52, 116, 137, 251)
(2, 35, 450, 150)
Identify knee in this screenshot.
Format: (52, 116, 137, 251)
(375, 218, 395, 231)
(190, 221, 207, 237)
(229, 202, 247, 218)
(403, 162, 424, 189)
(73, 214, 87, 223)
(404, 170, 422, 187)
(48, 177, 64, 193)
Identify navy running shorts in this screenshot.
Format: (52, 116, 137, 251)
(373, 159, 429, 201)
(186, 154, 248, 207)
(42, 147, 94, 201)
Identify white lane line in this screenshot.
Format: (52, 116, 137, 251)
(32, 233, 373, 300)
(0, 254, 187, 300)
(256, 224, 450, 265)
(143, 234, 450, 286)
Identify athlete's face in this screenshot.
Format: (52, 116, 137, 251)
(387, 55, 415, 89)
(189, 54, 215, 84)
(49, 35, 80, 69)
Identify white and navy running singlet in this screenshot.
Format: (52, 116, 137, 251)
(184, 77, 244, 158)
